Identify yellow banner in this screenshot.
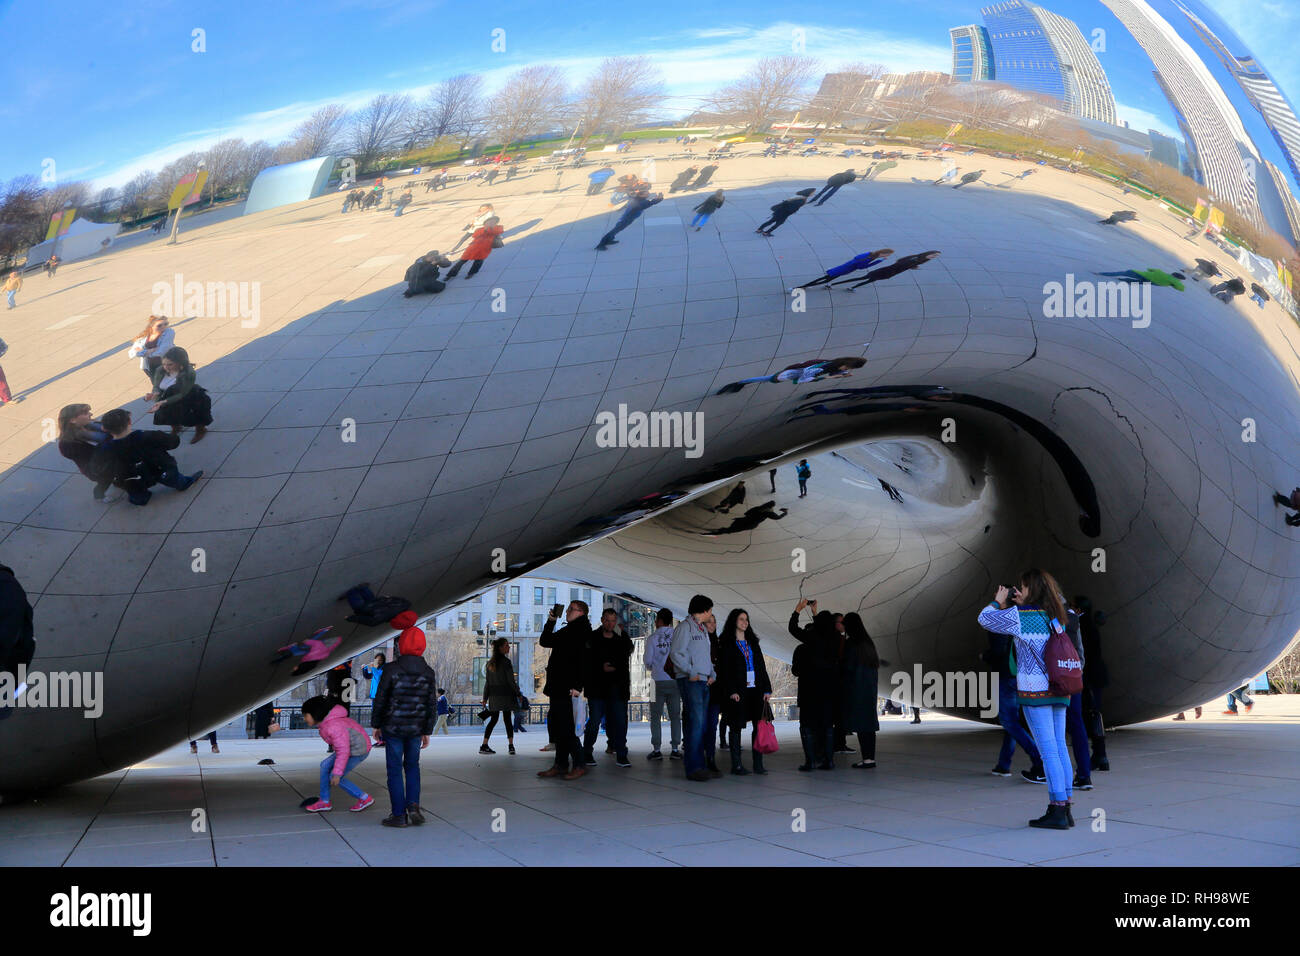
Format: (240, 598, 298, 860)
(167, 170, 209, 210)
(45, 212, 62, 240)
(1193, 198, 1208, 222)
(57, 209, 76, 236)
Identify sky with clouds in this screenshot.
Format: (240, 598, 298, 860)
(1, 0, 1296, 191)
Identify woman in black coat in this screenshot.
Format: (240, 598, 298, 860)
(148, 347, 212, 443)
(482, 637, 520, 755)
(840, 613, 880, 768)
(717, 609, 773, 775)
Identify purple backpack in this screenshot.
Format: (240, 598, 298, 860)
(1043, 618, 1083, 696)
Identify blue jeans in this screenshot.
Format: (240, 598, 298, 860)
(319, 753, 367, 803)
(1225, 686, 1253, 711)
(583, 697, 628, 761)
(690, 212, 711, 227)
(679, 678, 711, 775)
(5, 290, 14, 309)
(1066, 693, 1092, 779)
(995, 677, 1040, 770)
(1022, 704, 1071, 802)
(384, 734, 422, 816)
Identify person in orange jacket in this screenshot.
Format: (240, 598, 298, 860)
(445, 216, 503, 280)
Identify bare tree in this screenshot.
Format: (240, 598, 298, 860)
(708, 55, 819, 134)
(0, 175, 44, 260)
(236, 140, 278, 189)
(485, 65, 569, 151)
(409, 74, 485, 149)
(118, 170, 157, 219)
(36, 181, 93, 229)
(201, 137, 248, 202)
(286, 104, 349, 161)
(573, 56, 665, 141)
(152, 151, 206, 208)
(347, 94, 413, 172)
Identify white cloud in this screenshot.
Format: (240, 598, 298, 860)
(88, 21, 951, 189)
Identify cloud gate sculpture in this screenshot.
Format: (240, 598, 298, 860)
(2, 0, 1300, 790)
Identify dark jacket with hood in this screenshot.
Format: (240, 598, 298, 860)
(371, 611, 438, 737)
(788, 612, 839, 704)
(540, 615, 590, 697)
(90, 429, 181, 489)
(826, 170, 856, 187)
(584, 626, 634, 701)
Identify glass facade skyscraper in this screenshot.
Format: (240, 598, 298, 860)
(950, 25, 995, 82)
(980, 0, 1117, 124)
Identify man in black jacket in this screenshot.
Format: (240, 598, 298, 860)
(0, 564, 34, 720)
(811, 169, 855, 206)
(582, 609, 635, 768)
(92, 408, 202, 506)
(755, 188, 815, 236)
(788, 599, 840, 769)
(538, 600, 591, 779)
(372, 620, 438, 827)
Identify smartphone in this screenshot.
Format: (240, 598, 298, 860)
(552, 603, 564, 618)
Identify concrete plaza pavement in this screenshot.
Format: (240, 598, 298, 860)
(3, 698, 1297, 867)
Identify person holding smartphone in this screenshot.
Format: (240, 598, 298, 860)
(537, 601, 592, 780)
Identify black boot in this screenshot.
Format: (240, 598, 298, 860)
(818, 729, 835, 769)
(1066, 802, 1075, 827)
(1028, 804, 1070, 829)
(729, 739, 749, 775)
(798, 728, 817, 771)
(753, 748, 766, 775)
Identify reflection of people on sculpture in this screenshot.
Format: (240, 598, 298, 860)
(691, 164, 719, 189)
(1097, 210, 1136, 225)
(701, 501, 788, 535)
(272, 627, 342, 676)
(794, 250, 893, 291)
(1093, 268, 1185, 290)
(1273, 488, 1300, 527)
(341, 584, 413, 626)
(1209, 276, 1246, 302)
(668, 167, 698, 193)
(1249, 283, 1270, 308)
(878, 479, 903, 503)
(830, 251, 940, 291)
(403, 250, 453, 297)
(715, 355, 868, 395)
(952, 170, 984, 188)
(708, 481, 746, 513)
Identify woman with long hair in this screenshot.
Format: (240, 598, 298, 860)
(716, 608, 773, 775)
(56, 403, 114, 501)
(840, 613, 880, 769)
(481, 637, 519, 755)
(128, 316, 174, 390)
(147, 346, 212, 443)
(978, 568, 1074, 829)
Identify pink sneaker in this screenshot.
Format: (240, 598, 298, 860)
(304, 800, 332, 812)
(350, 795, 374, 812)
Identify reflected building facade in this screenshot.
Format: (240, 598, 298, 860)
(950, 25, 996, 83)
(980, 0, 1117, 124)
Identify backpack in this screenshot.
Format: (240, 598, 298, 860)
(86, 442, 127, 486)
(796, 463, 811, 479)
(1043, 618, 1084, 696)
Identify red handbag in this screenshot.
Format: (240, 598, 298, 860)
(754, 702, 779, 754)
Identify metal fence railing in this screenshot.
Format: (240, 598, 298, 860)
(245, 696, 801, 736)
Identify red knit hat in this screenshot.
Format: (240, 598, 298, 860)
(392, 610, 425, 656)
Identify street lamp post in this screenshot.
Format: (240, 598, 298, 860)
(167, 160, 206, 245)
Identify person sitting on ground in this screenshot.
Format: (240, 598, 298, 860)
(1249, 282, 1270, 308)
(403, 250, 453, 297)
(147, 346, 211, 444)
(1189, 258, 1220, 281)
(1209, 276, 1246, 302)
(89, 407, 203, 507)
(57, 403, 116, 502)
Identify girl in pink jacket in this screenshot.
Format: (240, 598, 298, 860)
(302, 695, 374, 813)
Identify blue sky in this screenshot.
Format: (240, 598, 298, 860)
(2, 0, 1296, 191)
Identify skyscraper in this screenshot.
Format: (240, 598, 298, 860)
(1102, 0, 1262, 229)
(950, 25, 995, 82)
(980, 0, 1117, 124)
(1174, 0, 1300, 189)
